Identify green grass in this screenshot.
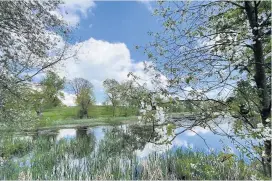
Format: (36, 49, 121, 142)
(39, 116, 138, 129)
(37, 105, 201, 128)
(42, 105, 137, 120)
(37, 105, 138, 128)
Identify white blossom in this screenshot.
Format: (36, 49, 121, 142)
(213, 112, 220, 116)
(250, 174, 257, 181)
(256, 123, 264, 128)
(190, 163, 197, 169)
(141, 101, 145, 108)
(146, 105, 152, 111)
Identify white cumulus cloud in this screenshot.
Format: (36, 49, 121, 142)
(58, 37, 168, 106)
(59, 91, 77, 106)
(59, 38, 133, 88)
(186, 126, 210, 136)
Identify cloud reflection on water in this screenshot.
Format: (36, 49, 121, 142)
(52, 121, 242, 159)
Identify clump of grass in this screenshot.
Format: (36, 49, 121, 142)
(0, 137, 32, 158)
(139, 149, 266, 180)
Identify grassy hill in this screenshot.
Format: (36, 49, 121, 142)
(38, 105, 138, 127)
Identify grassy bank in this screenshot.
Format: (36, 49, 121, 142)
(38, 116, 138, 129)
(37, 105, 200, 128)
(38, 105, 138, 127)
(41, 105, 138, 120)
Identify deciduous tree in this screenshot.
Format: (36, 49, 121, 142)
(103, 79, 121, 116)
(32, 71, 65, 116)
(137, 1, 271, 176)
(70, 78, 95, 118)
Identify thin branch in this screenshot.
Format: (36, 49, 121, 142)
(225, 1, 245, 9)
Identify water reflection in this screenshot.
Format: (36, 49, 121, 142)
(0, 121, 241, 158)
(28, 122, 241, 158)
(57, 129, 76, 141)
(0, 121, 247, 179)
(97, 125, 161, 158)
(32, 123, 239, 157)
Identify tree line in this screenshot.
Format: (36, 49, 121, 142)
(30, 71, 148, 119)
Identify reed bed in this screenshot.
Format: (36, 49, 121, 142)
(0, 136, 267, 180)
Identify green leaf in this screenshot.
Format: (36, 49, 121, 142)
(185, 76, 193, 84)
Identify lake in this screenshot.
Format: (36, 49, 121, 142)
(0, 117, 256, 180)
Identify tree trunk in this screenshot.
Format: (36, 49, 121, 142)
(245, 1, 271, 177)
(36, 106, 42, 116)
(112, 104, 115, 117)
(36, 110, 41, 116)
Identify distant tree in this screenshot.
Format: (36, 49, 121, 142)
(122, 80, 150, 109)
(103, 79, 121, 116)
(102, 99, 110, 106)
(31, 89, 44, 116)
(183, 100, 194, 113)
(102, 79, 148, 116)
(32, 71, 65, 116)
(118, 80, 135, 116)
(70, 78, 95, 119)
(40, 71, 65, 108)
(120, 80, 138, 107)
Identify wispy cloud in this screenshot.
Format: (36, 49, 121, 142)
(137, 0, 154, 13)
(55, 0, 96, 26)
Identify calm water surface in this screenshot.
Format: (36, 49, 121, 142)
(0, 118, 250, 179)
(25, 119, 242, 157)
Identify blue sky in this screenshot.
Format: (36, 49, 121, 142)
(73, 1, 160, 61)
(56, 0, 163, 106)
(42, 0, 231, 106)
